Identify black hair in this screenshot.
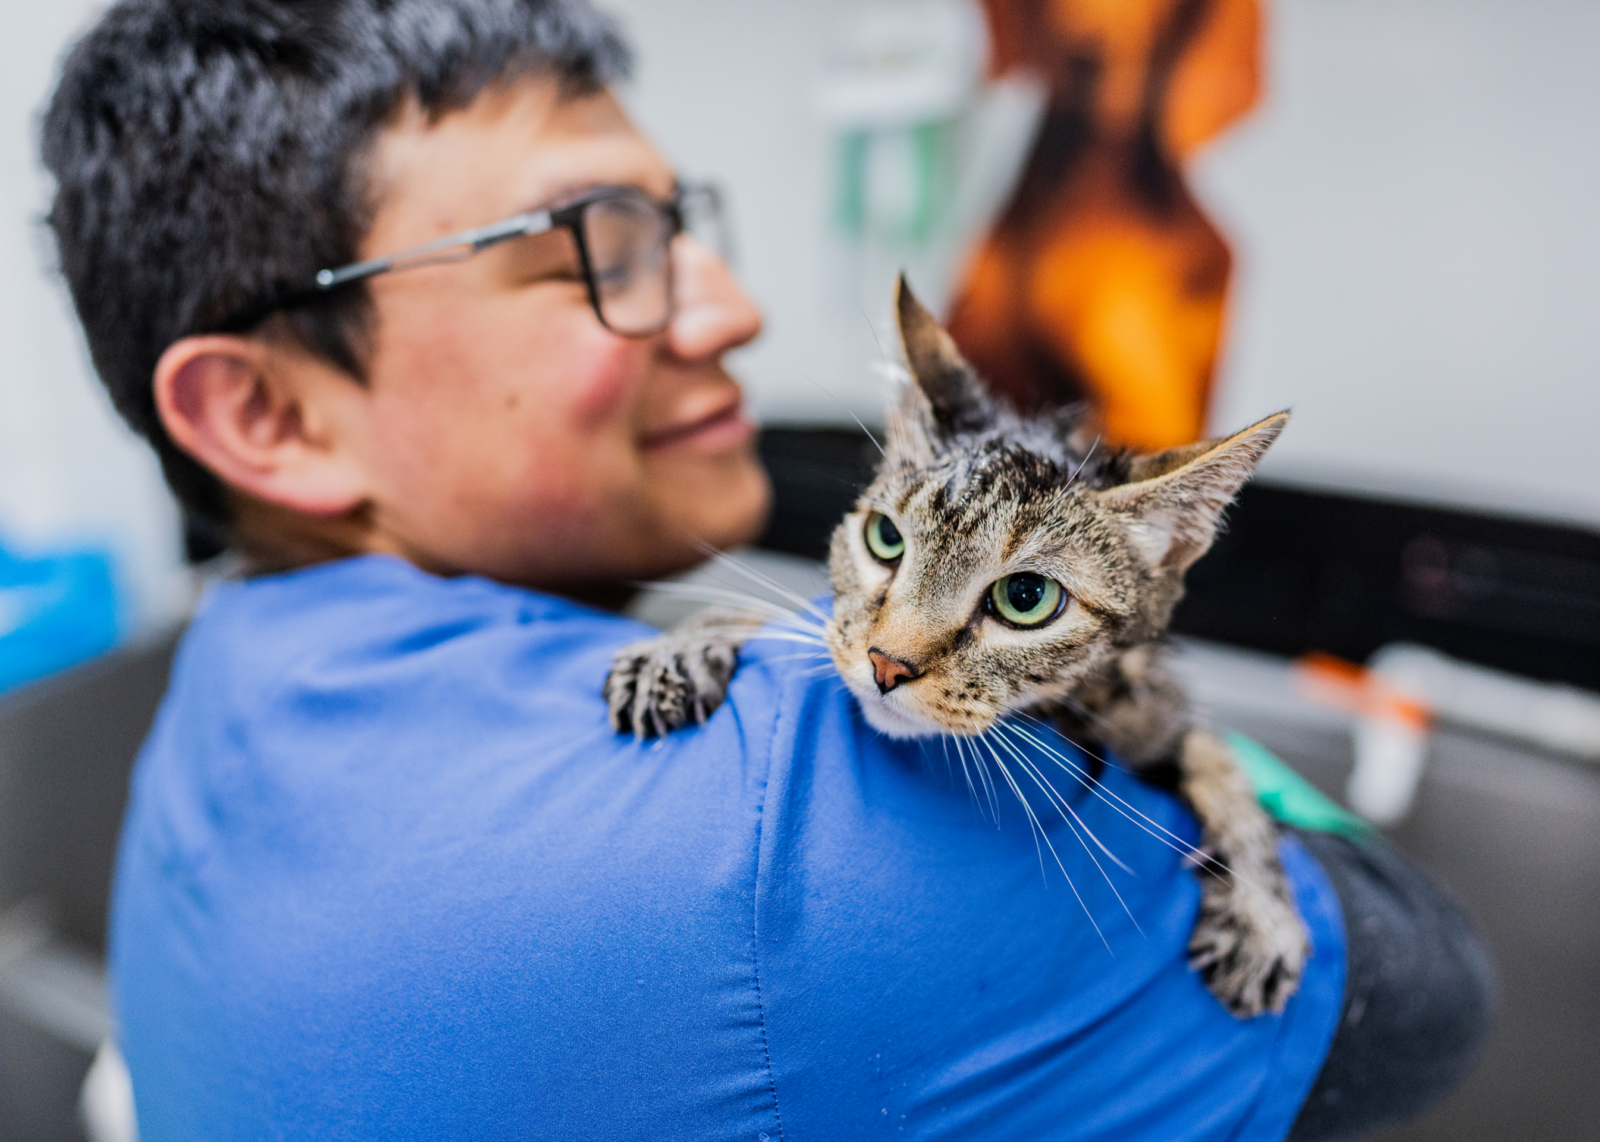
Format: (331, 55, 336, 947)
(41, 0, 631, 546)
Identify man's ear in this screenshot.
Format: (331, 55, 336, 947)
(1097, 411, 1289, 574)
(893, 274, 994, 440)
(153, 335, 369, 517)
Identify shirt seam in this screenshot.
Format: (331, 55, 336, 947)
(749, 661, 786, 1142)
(751, 824, 785, 1142)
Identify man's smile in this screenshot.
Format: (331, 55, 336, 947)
(640, 391, 754, 453)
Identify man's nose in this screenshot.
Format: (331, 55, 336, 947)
(664, 236, 762, 361)
(868, 648, 921, 695)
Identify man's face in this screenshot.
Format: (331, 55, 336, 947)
(336, 79, 769, 590)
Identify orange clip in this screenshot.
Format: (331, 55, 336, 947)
(1292, 652, 1432, 730)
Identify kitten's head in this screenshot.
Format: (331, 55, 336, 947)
(824, 278, 1286, 739)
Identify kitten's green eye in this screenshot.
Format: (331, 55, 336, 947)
(864, 512, 905, 563)
(989, 573, 1065, 627)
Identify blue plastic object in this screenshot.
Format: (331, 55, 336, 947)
(0, 540, 121, 695)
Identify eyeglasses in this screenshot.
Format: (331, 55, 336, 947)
(217, 182, 728, 337)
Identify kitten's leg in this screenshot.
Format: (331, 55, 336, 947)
(1179, 726, 1309, 1017)
(1066, 648, 1309, 1016)
(605, 607, 769, 738)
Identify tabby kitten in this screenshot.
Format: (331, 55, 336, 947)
(605, 279, 1307, 1017)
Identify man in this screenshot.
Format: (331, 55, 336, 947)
(43, 1, 1489, 1138)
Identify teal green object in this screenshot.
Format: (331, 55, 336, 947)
(1226, 730, 1375, 840)
(834, 130, 868, 236)
(0, 541, 120, 695)
(832, 121, 957, 246)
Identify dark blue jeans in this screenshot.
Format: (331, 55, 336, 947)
(1287, 830, 1496, 1141)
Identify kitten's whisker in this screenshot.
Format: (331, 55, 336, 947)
(1061, 434, 1101, 493)
(667, 616, 824, 643)
(764, 625, 831, 643)
(1013, 708, 1135, 777)
(990, 728, 1143, 936)
(953, 733, 995, 823)
(636, 603, 828, 649)
(1062, 695, 1111, 727)
(885, 405, 920, 462)
(800, 371, 885, 458)
(635, 581, 816, 622)
(645, 578, 830, 637)
(1005, 722, 1265, 890)
(979, 737, 1052, 880)
(1008, 722, 1197, 854)
(672, 614, 818, 635)
(949, 734, 977, 818)
(741, 621, 831, 644)
(963, 733, 1001, 824)
(691, 544, 834, 627)
(992, 725, 1136, 878)
(694, 554, 832, 624)
(856, 304, 903, 386)
(944, 733, 981, 813)
(738, 632, 831, 648)
(1021, 697, 1120, 741)
(634, 580, 792, 607)
(978, 736, 1111, 953)
(988, 729, 1141, 929)
(1003, 722, 1214, 866)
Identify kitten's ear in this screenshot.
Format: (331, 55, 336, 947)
(1098, 412, 1289, 574)
(894, 274, 993, 437)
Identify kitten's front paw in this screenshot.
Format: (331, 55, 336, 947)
(605, 632, 740, 738)
(1188, 857, 1309, 1018)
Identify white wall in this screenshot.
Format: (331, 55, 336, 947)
(1196, 0, 1600, 528)
(609, 0, 1600, 530)
(0, 2, 189, 633)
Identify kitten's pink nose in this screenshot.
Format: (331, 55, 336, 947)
(869, 649, 921, 695)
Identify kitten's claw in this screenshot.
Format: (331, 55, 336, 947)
(605, 631, 741, 738)
(1187, 854, 1309, 1018)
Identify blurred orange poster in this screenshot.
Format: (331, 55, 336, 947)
(948, 0, 1261, 450)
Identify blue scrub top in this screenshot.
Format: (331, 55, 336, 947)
(111, 555, 1344, 1141)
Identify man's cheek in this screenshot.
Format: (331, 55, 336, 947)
(565, 336, 648, 430)
(509, 438, 635, 525)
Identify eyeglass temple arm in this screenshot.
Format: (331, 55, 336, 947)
(312, 209, 556, 291)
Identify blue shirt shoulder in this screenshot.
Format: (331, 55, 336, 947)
(112, 555, 1344, 1141)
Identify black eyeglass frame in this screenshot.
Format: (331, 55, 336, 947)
(214, 181, 725, 337)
